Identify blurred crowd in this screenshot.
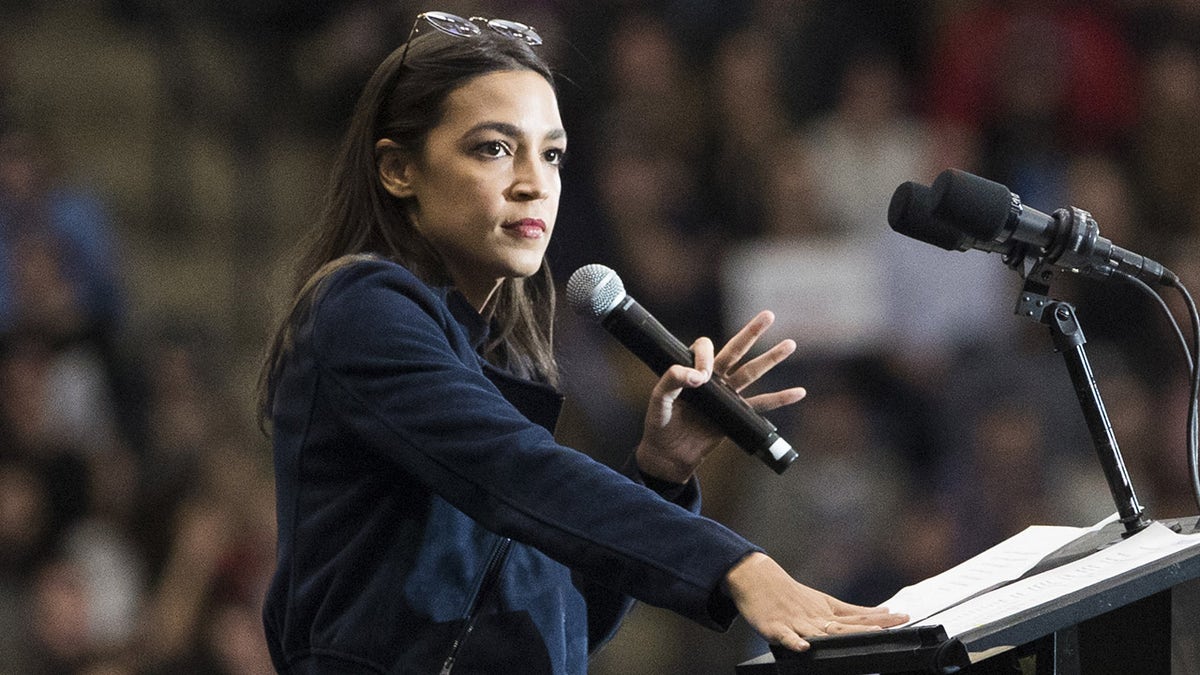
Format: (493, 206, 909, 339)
(1, 0, 1198, 673)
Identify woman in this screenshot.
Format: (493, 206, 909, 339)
(259, 12, 905, 674)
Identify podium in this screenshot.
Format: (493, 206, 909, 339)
(736, 516, 1200, 674)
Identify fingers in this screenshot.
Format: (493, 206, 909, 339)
(828, 599, 909, 627)
(651, 364, 709, 407)
(773, 630, 810, 652)
(801, 613, 896, 641)
(756, 617, 811, 653)
(710, 312, 799, 395)
(651, 338, 713, 397)
(774, 617, 884, 651)
(691, 336, 714, 377)
(743, 387, 807, 413)
(748, 336, 796, 373)
(815, 608, 908, 639)
(713, 310, 775, 374)
(769, 615, 879, 652)
(722, 339, 797, 393)
(820, 620, 882, 636)
(852, 610, 909, 629)
(831, 600, 908, 621)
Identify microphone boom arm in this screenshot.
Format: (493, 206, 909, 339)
(1017, 262, 1151, 535)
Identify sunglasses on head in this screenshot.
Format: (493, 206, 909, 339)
(400, 11, 542, 65)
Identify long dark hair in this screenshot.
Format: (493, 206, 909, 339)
(258, 26, 560, 426)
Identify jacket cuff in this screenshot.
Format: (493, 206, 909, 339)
(621, 453, 700, 510)
(705, 550, 760, 631)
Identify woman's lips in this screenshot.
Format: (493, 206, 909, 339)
(503, 218, 547, 239)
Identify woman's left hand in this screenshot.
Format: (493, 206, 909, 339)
(634, 310, 806, 484)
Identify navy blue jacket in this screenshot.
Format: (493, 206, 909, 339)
(263, 258, 759, 674)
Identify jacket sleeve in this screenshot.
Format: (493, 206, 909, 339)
(307, 262, 758, 629)
(579, 455, 713, 650)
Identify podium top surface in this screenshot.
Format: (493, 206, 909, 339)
(738, 516, 1200, 675)
(952, 516, 1200, 653)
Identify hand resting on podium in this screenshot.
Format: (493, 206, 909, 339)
(722, 552, 910, 652)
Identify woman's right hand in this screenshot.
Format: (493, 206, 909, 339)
(635, 310, 806, 484)
(721, 552, 909, 651)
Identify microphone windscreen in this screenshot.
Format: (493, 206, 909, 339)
(888, 181, 969, 251)
(931, 168, 1013, 241)
(566, 264, 626, 320)
(887, 181, 930, 230)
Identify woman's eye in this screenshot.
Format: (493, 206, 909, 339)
(477, 140, 509, 158)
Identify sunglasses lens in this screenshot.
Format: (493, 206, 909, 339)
(420, 11, 481, 38)
(485, 19, 542, 46)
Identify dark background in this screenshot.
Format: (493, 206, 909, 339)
(1, 0, 1198, 672)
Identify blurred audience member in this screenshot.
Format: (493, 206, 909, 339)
(707, 26, 793, 238)
(1131, 39, 1200, 251)
(801, 48, 931, 243)
(926, 0, 1138, 207)
(0, 129, 124, 341)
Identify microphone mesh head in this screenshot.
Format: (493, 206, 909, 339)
(566, 264, 626, 320)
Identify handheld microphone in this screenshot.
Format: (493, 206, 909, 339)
(566, 264, 797, 475)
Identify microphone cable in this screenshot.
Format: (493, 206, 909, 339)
(1165, 276, 1200, 514)
(1090, 270, 1198, 514)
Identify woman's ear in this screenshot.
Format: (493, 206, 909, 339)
(375, 139, 416, 199)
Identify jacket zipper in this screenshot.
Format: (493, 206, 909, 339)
(439, 536, 513, 675)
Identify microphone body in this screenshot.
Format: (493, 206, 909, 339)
(889, 169, 1177, 286)
(567, 265, 797, 474)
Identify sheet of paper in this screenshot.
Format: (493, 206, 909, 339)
(914, 522, 1200, 636)
(882, 524, 1093, 625)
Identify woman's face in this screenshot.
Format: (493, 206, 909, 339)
(381, 69, 565, 310)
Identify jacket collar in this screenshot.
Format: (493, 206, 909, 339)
(442, 287, 490, 352)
